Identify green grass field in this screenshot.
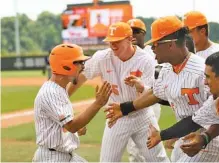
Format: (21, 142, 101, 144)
(1, 85, 95, 113)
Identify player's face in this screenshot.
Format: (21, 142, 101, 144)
(70, 61, 85, 84)
(109, 37, 131, 58)
(131, 28, 145, 47)
(188, 28, 202, 47)
(152, 40, 174, 64)
(204, 65, 219, 96)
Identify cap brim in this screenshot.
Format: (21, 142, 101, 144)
(74, 55, 90, 62)
(131, 27, 146, 33)
(186, 22, 208, 31)
(144, 34, 168, 46)
(144, 37, 160, 46)
(103, 36, 126, 42)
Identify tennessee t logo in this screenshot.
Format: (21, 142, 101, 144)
(181, 88, 199, 105)
(110, 27, 117, 36)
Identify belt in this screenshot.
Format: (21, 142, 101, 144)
(48, 148, 56, 151)
(48, 148, 72, 156)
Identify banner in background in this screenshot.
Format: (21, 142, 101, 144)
(61, 2, 132, 44)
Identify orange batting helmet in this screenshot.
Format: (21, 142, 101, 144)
(49, 44, 89, 76)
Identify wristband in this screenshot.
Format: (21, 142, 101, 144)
(200, 132, 211, 149)
(120, 101, 136, 116)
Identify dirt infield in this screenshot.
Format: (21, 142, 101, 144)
(1, 76, 102, 128)
(2, 76, 102, 87)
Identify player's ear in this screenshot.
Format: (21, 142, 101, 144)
(200, 27, 206, 36)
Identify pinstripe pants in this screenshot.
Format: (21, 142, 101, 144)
(100, 108, 169, 162)
(127, 104, 161, 162)
(32, 146, 87, 162)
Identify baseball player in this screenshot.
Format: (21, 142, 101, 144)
(105, 16, 219, 162)
(146, 51, 219, 161)
(32, 43, 111, 162)
(183, 11, 219, 59)
(67, 22, 169, 162)
(126, 19, 196, 156)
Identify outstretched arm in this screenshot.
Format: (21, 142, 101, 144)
(147, 116, 202, 149)
(105, 89, 160, 128)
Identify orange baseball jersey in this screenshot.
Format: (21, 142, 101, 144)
(153, 54, 208, 121)
(196, 43, 219, 60)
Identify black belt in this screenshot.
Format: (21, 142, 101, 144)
(48, 148, 56, 151)
(48, 148, 72, 156)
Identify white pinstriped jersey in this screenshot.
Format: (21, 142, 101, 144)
(34, 81, 79, 153)
(153, 54, 208, 121)
(196, 43, 219, 60)
(84, 46, 156, 106)
(144, 45, 155, 59)
(192, 95, 219, 129)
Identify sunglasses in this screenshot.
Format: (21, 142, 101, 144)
(132, 28, 145, 35)
(151, 39, 178, 50)
(73, 61, 85, 66)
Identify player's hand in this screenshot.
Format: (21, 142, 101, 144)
(164, 138, 178, 150)
(95, 81, 112, 107)
(147, 124, 161, 149)
(180, 132, 206, 157)
(77, 126, 87, 136)
(124, 75, 144, 93)
(104, 103, 123, 128)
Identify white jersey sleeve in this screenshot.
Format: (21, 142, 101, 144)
(42, 90, 73, 127)
(141, 54, 156, 89)
(152, 65, 169, 101)
(192, 96, 219, 129)
(83, 50, 108, 79)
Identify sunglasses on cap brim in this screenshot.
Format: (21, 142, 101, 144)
(151, 39, 178, 49)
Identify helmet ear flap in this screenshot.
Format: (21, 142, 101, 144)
(61, 60, 78, 76)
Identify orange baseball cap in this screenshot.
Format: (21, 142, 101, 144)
(145, 16, 183, 45)
(103, 22, 132, 42)
(183, 11, 208, 30)
(127, 18, 146, 32)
